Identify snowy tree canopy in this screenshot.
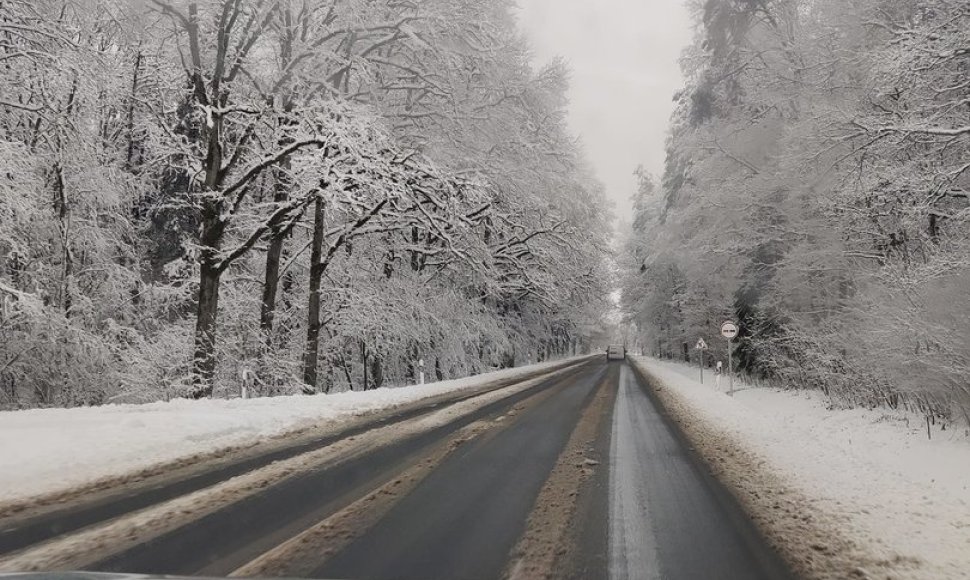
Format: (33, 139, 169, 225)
(0, 0, 613, 407)
(619, 0, 970, 417)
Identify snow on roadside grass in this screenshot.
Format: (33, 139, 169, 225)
(0, 358, 585, 505)
(632, 356, 970, 580)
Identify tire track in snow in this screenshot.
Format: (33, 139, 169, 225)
(505, 363, 616, 580)
(609, 364, 662, 580)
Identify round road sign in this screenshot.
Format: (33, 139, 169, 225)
(720, 321, 739, 339)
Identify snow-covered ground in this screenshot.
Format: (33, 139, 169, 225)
(632, 356, 970, 580)
(0, 358, 584, 505)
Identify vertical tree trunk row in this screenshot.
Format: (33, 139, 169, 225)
(302, 194, 327, 391)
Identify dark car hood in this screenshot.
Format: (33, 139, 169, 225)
(0, 574, 328, 580)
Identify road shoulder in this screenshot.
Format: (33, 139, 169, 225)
(629, 357, 932, 580)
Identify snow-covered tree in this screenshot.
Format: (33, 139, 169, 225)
(0, 0, 612, 407)
(620, 0, 970, 417)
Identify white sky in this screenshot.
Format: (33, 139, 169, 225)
(514, 0, 693, 217)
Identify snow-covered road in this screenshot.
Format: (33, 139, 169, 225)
(608, 365, 661, 580)
(14, 355, 947, 579)
(0, 358, 792, 580)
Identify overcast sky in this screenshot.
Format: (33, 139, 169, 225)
(514, 1, 693, 217)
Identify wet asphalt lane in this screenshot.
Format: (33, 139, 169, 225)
(81, 364, 592, 576)
(310, 363, 610, 580)
(303, 360, 791, 580)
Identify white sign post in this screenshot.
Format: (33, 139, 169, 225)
(695, 338, 708, 384)
(418, 358, 425, 386)
(720, 321, 739, 395)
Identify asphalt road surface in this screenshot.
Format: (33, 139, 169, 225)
(0, 359, 793, 580)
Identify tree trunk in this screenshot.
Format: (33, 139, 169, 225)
(259, 126, 295, 344)
(410, 227, 421, 271)
(259, 212, 286, 338)
(190, 105, 224, 398)
(52, 163, 73, 315)
(192, 258, 221, 397)
(361, 340, 368, 391)
(258, 228, 284, 392)
(260, 4, 297, 353)
(302, 195, 326, 390)
(406, 343, 418, 383)
(370, 354, 383, 390)
(125, 50, 142, 170)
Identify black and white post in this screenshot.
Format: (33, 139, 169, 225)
(695, 338, 708, 384)
(720, 321, 739, 395)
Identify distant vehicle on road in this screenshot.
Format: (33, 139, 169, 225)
(607, 345, 625, 360)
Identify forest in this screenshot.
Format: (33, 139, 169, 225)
(620, 0, 970, 420)
(0, 0, 612, 408)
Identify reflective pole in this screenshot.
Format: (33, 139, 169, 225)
(699, 350, 704, 384)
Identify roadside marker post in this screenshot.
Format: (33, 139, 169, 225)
(695, 338, 708, 384)
(240, 368, 255, 399)
(418, 359, 425, 386)
(720, 321, 739, 395)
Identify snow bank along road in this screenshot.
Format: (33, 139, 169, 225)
(0, 359, 792, 579)
(635, 357, 970, 580)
